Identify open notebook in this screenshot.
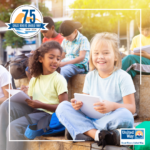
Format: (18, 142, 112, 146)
(133, 45, 150, 54)
(6, 89, 31, 104)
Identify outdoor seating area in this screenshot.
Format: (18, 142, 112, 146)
(1, 1, 150, 150)
(14, 74, 150, 119)
(13, 74, 150, 150)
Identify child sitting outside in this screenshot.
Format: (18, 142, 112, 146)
(59, 20, 90, 81)
(56, 33, 136, 148)
(0, 41, 68, 150)
(122, 9, 150, 78)
(41, 17, 64, 44)
(0, 65, 12, 104)
(26, 16, 64, 80)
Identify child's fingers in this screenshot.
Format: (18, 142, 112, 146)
(72, 102, 82, 110)
(94, 108, 106, 114)
(76, 101, 82, 104)
(71, 99, 76, 103)
(94, 107, 106, 111)
(72, 103, 82, 108)
(25, 99, 32, 105)
(74, 105, 82, 110)
(93, 102, 103, 106)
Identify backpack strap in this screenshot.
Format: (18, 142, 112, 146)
(25, 114, 33, 124)
(24, 114, 52, 140)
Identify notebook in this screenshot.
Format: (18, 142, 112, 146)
(6, 89, 31, 104)
(74, 93, 105, 119)
(133, 45, 150, 54)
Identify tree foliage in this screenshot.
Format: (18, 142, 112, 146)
(3, 31, 26, 49)
(0, 0, 30, 22)
(70, 0, 150, 40)
(0, 0, 52, 22)
(55, 21, 63, 32)
(39, 2, 52, 17)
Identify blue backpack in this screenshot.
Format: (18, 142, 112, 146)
(24, 113, 65, 140)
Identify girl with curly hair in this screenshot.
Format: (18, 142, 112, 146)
(0, 41, 68, 150)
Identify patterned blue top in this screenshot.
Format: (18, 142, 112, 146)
(61, 31, 90, 71)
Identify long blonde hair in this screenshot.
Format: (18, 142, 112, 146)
(89, 32, 122, 72)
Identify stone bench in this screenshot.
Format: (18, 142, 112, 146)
(14, 74, 150, 150)
(25, 136, 131, 150)
(14, 74, 150, 118)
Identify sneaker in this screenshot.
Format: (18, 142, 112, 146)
(97, 129, 120, 149)
(75, 133, 94, 141)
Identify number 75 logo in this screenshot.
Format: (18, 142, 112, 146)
(6, 5, 47, 38)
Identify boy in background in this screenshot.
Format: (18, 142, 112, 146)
(122, 9, 150, 78)
(41, 17, 64, 44)
(59, 20, 90, 81)
(0, 65, 12, 104)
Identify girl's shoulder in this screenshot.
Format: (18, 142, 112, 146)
(114, 69, 132, 81)
(0, 65, 9, 76)
(29, 76, 37, 85)
(85, 70, 98, 79)
(115, 69, 130, 76)
(54, 72, 67, 83)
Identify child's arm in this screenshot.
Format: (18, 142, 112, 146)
(0, 84, 12, 104)
(25, 92, 68, 112)
(132, 51, 150, 59)
(60, 51, 86, 67)
(61, 52, 66, 60)
(94, 93, 136, 114)
(21, 85, 29, 95)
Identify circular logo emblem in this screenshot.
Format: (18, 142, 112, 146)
(135, 131, 143, 138)
(7, 5, 47, 38)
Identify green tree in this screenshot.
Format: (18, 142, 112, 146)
(0, 0, 30, 22)
(70, 0, 150, 51)
(55, 21, 63, 32)
(39, 2, 52, 17)
(3, 31, 26, 50)
(0, 0, 52, 22)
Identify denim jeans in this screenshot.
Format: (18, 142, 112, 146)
(56, 101, 134, 140)
(60, 64, 85, 82)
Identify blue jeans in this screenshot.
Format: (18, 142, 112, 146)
(60, 64, 85, 82)
(56, 101, 134, 140)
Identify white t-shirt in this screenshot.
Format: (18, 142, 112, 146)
(83, 69, 136, 104)
(0, 65, 12, 98)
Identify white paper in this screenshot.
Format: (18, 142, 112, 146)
(74, 93, 105, 119)
(6, 89, 20, 95)
(133, 45, 150, 54)
(6, 89, 31, 105)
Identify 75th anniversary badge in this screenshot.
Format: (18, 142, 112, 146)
(6, 5, 47, 38)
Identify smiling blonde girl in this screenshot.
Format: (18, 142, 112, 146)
(56, 32, 136, 148)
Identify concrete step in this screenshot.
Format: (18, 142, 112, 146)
(25, 136, 132, 150)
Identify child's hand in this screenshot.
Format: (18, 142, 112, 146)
(59, 62, 67, 67)
(21, 85, 28, 94)
(71, 99, 83, 110)
(25, 99, 43, 108)
(93, 100, 115, 114)
(132, 51, 150, 59)
(30, 50, 34, 54)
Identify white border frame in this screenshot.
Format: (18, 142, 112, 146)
(9, 8, 141, 142)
